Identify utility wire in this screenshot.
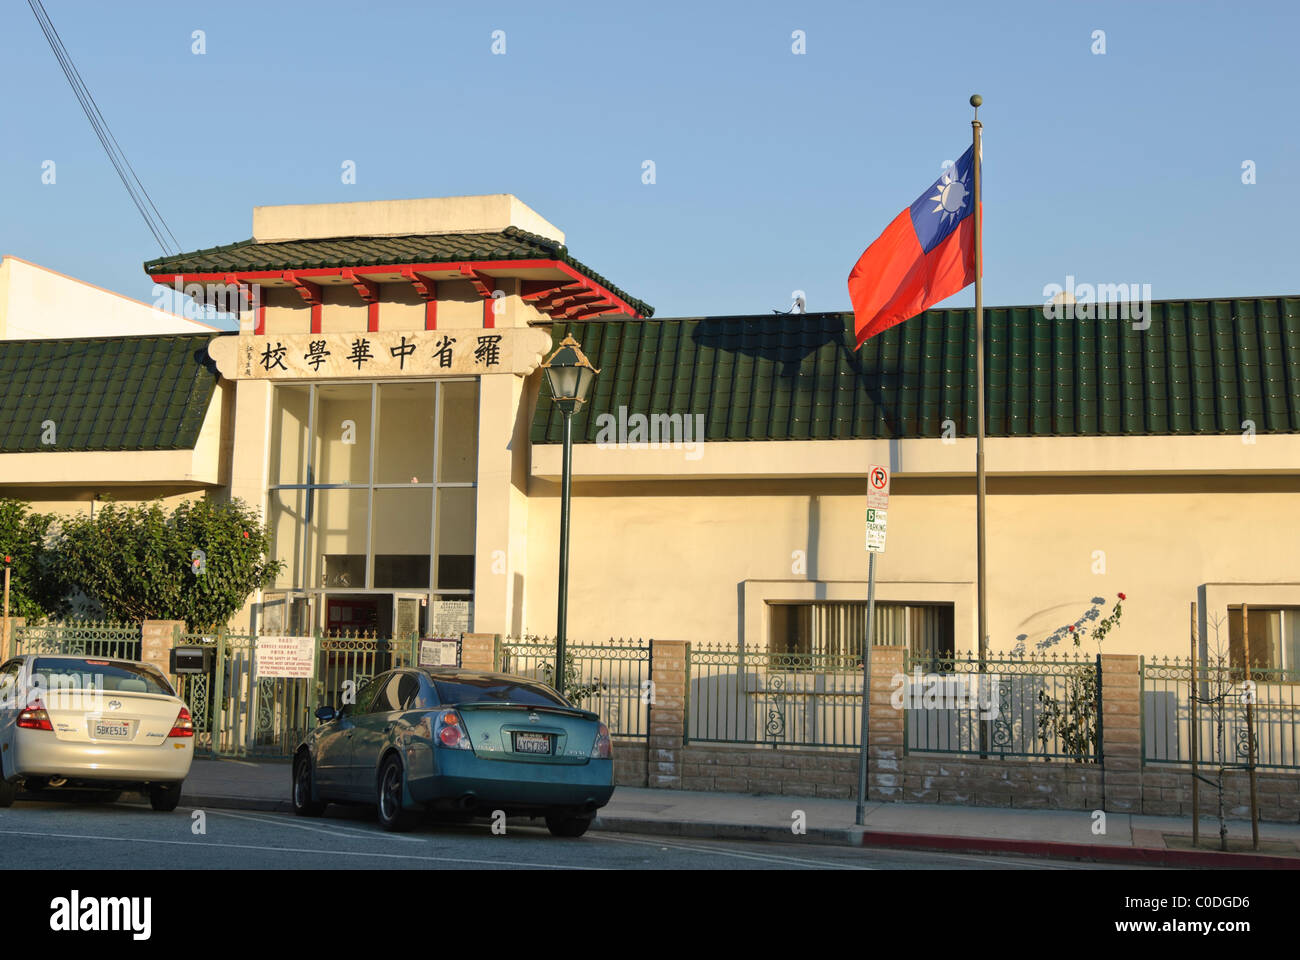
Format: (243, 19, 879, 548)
(27, 0, 181, 255)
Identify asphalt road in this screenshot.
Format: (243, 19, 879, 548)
(0, 795, 1154, 870)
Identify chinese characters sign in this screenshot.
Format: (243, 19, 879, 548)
(209, 327, 554, 381)
(254, 636, 316, 679)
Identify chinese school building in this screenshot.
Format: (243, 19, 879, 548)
(2, 194, 1300, 673)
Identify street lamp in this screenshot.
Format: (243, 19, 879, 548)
(540, 333, 599, 696)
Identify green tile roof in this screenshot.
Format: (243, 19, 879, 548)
(531, 296, 1300, 443)
(0, 334, 220, 453)
(143, 226, 653, 318)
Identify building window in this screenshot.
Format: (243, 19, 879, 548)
(266, 379, 478, 638)
(768, 601, 954, 660)
(1228, 607, 1300, 680)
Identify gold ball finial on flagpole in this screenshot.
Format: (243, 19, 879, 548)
(970, 94, 982, 107)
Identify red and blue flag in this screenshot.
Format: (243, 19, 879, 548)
(847, 145, 981, 346)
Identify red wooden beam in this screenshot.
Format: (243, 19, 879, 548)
(569, 306, 625, 321)
(400, 268, 438, 330)
(343, 269, 381, 331)
(551, 290, 603, 311)
(284, 271, 323, 334)
(520, 280, 581, 302)
(566, 302, 621, 321)
(224, 273, 266, 334)
(146, 258, 646, 320)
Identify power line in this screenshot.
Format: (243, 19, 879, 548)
(27, 0, 181, 255)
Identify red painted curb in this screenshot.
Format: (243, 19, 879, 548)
(857, 830, 1300, 869)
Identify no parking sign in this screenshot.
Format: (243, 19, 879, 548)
(866, 465, 890, 552)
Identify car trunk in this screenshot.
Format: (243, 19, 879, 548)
(42, 689, 180, 746)
(454, 702, 597, 765)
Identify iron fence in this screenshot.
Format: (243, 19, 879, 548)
(1142, 656, 1300, 770)
(685, 643, 864, 749)
(904, 651, 1102, 762)
(8, 622, 468, 759)
(13, 621, 142, 660)
(497, 636, 651, 739)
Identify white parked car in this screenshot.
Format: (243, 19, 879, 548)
(0, 654, 194, 811)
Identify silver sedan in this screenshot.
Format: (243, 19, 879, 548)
(0, 654, 194, 810)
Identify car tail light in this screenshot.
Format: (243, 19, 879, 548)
(590, 722, 612, 759)
(17, 700, 53, 731)
(168, 707, 194, 738)
(434, 710, 471, 750)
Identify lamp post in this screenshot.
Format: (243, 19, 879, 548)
(540, 333, 599, 696)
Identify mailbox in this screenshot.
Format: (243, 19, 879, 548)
(169, 645, 213, 675)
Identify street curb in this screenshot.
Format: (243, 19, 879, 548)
(855, 829, 1300, 869)
(176, 795, 1300, 867)
(593, 815, 855, 846)
(593, 815, 1300, 868)
(181, 793, 293, 814)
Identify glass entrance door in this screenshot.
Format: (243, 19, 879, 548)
(393, 594, 428, 642)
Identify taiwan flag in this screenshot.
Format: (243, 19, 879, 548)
(847, 145, 980, 346)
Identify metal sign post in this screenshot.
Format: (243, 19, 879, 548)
(856, 465, 890, 826)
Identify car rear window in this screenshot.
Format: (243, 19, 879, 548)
(31, 658, 174, 697)
(432, 676, 568, 707)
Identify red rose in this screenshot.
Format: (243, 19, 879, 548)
(242, 531, 249, 539)
(1068, 625, 1076, 632)
(1118, 592, 1126, 600)
(3, 555, 9, 564)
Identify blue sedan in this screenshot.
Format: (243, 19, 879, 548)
(292, 668, 614, 835)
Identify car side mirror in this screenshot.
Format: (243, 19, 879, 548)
(315, 706, 337, 723)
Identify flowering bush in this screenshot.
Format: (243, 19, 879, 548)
(1035, 594, 1125, 762)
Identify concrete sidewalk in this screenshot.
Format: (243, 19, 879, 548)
(180, 758, 1300, 868)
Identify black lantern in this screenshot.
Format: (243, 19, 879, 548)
(540, 334, 599, 414)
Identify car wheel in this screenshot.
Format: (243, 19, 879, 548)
(293, 754, 326, 817)
(376, 756, 416, 832)
(545, 814, 594, 838)
(0, 759, 15, 808)
(149, 782, 182, 812)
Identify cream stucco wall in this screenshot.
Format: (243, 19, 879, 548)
(251, 194, 564, 245)
(0, 256, 216, 339)
(518, 471, 1300, 660)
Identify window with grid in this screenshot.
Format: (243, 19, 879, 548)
(768, 601, 954, 660)
(1227, 607, 1300, 681)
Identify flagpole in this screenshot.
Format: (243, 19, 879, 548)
(971, 95, 989, 744)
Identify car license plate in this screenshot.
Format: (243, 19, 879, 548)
(93, 720, 131, 740)
(512, 732, 552, 755)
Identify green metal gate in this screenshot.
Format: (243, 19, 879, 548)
(175, 630, 442, 758)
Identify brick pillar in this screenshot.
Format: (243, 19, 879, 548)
(868, 645, 905, 802)
(142, 620, 183, 677)
(460, 633, 497, 672)
(1, 617, 26, 661)
(1100, 653, 1141, 812)
(647, 640, 686, 789)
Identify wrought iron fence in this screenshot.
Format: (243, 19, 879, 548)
(9, 622, 468, 759)
(686, 643, 864, 749)
(497, 636, 651, 739)
(1142, 656, 1300, 770)
(13, 621, 142, 660)
(904, 651, 1102, 762)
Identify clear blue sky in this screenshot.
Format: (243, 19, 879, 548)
(2, 0, 1296, 327)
